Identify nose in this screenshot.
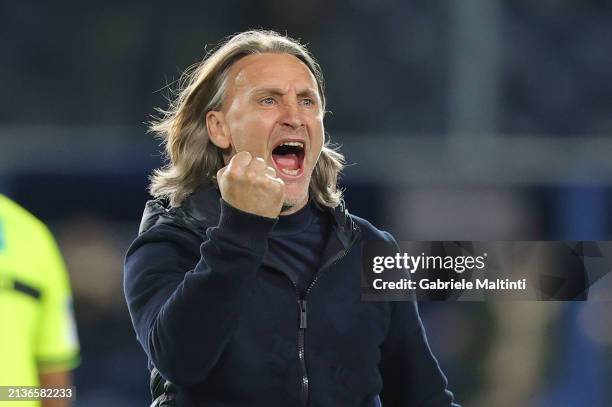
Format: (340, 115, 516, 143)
(280, 99, 303, 129)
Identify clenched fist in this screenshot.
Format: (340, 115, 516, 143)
(217, 152, 285, 218)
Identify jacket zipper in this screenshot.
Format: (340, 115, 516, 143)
(293, 233, 358, 407)
(297, 298, 308, 407)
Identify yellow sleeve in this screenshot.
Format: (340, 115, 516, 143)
(34, 225, 80, 372)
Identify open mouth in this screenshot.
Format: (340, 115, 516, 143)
(271, 141, 305, 177)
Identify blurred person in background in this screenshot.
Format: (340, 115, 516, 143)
(124, 30, 458, 407)
(0, 194, 80, 407)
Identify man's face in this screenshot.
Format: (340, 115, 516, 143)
(216, 53, 324, 214)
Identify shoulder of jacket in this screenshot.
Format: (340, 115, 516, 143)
(138, 198, 206, 239)
(350, 214, 397, 245)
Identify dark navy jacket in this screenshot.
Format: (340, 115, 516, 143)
(124, 185, 458, 407)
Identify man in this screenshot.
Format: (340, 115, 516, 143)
(0, 194, 80, 407)
(124, 30, 458, 406)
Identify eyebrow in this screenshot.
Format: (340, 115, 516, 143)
(250, 87, 319, 100)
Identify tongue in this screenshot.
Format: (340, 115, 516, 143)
(273, 153, 300, 170)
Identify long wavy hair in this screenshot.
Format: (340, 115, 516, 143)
(148, 30, 345, 208)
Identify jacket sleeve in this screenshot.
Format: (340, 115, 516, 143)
(379, 301, 459, 406)
(123, 200, 276, 386)
(377, 232, 460, 407)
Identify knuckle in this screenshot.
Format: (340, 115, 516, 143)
(227, 167, 243, 181)
(246, 170, 257, 183)
(234, 151, 251, 165)
(251, 173, 263, 184)
(272, 179, 284, 191)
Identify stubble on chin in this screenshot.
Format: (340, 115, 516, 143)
(281, 202, 294, 213)
(280, 190, 309, 215)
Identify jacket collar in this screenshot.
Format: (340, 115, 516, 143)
(139, 183, 359, 249)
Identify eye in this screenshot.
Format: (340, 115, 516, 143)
(300, 98, 315, 107)
(260, 97, 276, 106)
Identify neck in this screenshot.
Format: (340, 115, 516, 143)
(279, 194, 309, 216)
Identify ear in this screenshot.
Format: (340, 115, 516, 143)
(206, 110, 231, 149)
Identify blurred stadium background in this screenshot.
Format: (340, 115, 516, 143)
(2, 1, 612, 405)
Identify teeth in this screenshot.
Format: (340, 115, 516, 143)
(281, 168, 299, 176)
(280, 141, 304, 148)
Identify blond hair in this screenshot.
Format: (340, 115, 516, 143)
(148, 29, 345, 208)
